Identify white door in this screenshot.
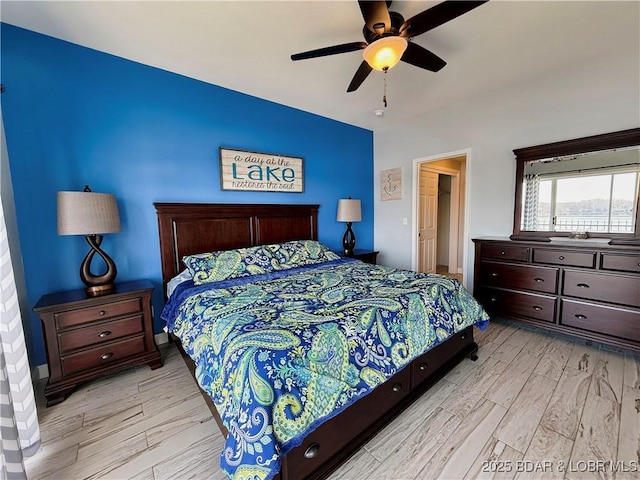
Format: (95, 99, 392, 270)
(418, 170, 438, 273)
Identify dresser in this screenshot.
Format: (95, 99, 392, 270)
(473, 238, 640, 351)
(34, 280, 162, 406)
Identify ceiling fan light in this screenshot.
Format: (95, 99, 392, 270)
(363, 36, 408, 71)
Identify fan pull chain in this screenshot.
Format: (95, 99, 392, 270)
(383, 67, 388, 108)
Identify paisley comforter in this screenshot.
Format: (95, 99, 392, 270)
(162, 257, 489, 480)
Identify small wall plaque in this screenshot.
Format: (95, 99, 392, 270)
(381, 167, 402, 201)
(219, 147, 304, 193)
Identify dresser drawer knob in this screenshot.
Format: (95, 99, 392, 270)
(98, 331, 112, 338)
(490, 296, 498, 302)
(533, 277, 544, 283)
(575, 314, 587, 320)
(532, 306, 542, 311)
(419, 362, 428, 371)
(500, 251, 506, 255)
(99, 310, 106, 316)
(490, 272, 498, 277)
(461, 333, 467, 340)
(304, 443, 319, 459)
(392, 382, 403, 393)
(577, 283, 590, 288)
(100, 353, 114, 360)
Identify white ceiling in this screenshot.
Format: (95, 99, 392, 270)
(2, 1, 638, 132)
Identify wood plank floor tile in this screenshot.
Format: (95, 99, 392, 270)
(494, 373, 556, 454)
(464, 437, 523, 480)
(365, 377, 458, 460)
(417, 398, 507, 480)
(566, 393, 620, 480)
(127, 467, 155, 480)
(590, 349, 625, 404)
(24, 443, 78, 480)
(485, 350, 542, 408)
(515, 425, 573, 480)
(327, 447, 382, 480)
(152, 434, 226, 480)
(446, 340, 500, 385)
(623, 351, 640, 390)
(490, 328, 532, 365)
(616, 385, 640, 480)
(368, 406, 462, 478)
(566, 342, 601, 375)
(540, 367, 591, 439)
(534, 336, 575, 381)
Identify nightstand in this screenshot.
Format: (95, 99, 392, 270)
(34, 280, 162, 406)
(343, 249, 379, 265)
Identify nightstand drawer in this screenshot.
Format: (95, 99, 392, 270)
(58, 315, 144, 354)
(61, 336, 145, 377)
(55, 298, 142, 329)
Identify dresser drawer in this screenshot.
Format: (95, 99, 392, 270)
(563, 270, 640, 308)
(480, 261, 558, 294)
(479, 287, 556, 323)
(533, 249, 596, 268)
(55, 298, 143, 330)
(58, 315, 144, 354)
(481, 244, 529, 262)
(560, 299, 640, 343)
(61, 336, 145, 377)
(601, 253, 640, 274)
(284, 366, 410, 480)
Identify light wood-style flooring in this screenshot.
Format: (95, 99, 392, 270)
(26, 319, 640, 479)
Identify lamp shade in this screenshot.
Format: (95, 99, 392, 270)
(57, 191, 121, 236)
(336, 198, 362, 223)
(363, 36, 408, 71)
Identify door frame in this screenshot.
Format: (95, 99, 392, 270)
(411, 149, 471, 284)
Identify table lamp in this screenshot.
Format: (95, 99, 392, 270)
(336, 197, 362, 256)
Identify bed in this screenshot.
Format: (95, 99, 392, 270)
(155, 202, 488, 480)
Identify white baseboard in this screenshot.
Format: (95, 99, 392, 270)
(32, 332, 172, 381)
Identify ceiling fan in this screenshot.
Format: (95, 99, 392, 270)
(291, 1, 488, 93)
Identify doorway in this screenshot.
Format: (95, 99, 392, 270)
(412, 152, 468, 283)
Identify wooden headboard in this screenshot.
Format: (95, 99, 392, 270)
(154, 203, 319, 286)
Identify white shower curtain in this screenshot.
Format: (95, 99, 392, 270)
(0, 197, 40, 479)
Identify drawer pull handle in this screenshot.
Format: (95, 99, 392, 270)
(500, 251, 506, 255)
(100, 353, 113, 360)
(577, 283, 590, 288)
(532, 306, 542, 311)
(490, 272, 498, 277)
(461, 333, 467, 340)
(98, 331, 112, 338)
(304, 443, 319, 459)
(533, 277, 544, 283)
(99, 310, 106, 316)
(575, 314, 587, 320)
(558, 256, 565, 261)
(490, 296, 498, 302)
(392, 382, 403, 393)
(419, 362, 428, 371)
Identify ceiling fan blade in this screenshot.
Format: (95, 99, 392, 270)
(400, 0, 487, 38)
(347, 61, 373, 92)
(291, 42, 368, 61)
(401, 42, 446, 72)
(359, 0, 391, 34)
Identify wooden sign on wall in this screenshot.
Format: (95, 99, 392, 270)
(219, 147, 304, 193)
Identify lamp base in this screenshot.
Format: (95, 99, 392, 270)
(342, 222, 356, 257)
(86, 283, 115, 297)
(81, 235, 118, 297)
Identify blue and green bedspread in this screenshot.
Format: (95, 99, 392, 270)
(162, 258, 489, 480)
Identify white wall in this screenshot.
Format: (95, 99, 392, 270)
(373, 50, 640, 289)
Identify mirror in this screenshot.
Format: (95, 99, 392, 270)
(512, 128, 640, 244)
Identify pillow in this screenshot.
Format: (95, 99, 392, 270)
(183, 244, 277, 285)
(268, 240, 340, 269)
(183, 240, 339, 286)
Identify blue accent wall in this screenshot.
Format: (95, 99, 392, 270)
(1, 24, 374, 367)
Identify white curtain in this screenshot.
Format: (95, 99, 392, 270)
(0, 197, 40, 479)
